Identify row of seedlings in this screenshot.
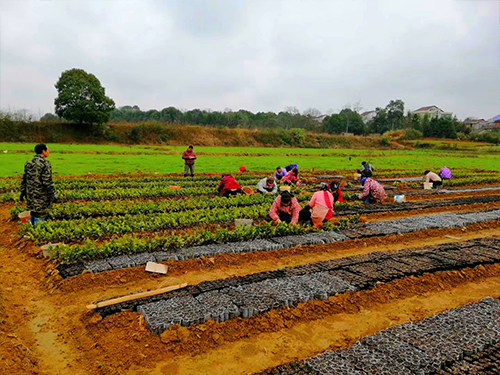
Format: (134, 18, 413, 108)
(64, 208, 500, 277)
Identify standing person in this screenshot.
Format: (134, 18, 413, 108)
(274, 166, 287, 182)
(282, 167, 300, 186)
(300, 182, 334, 228)
(329, 181, 344, 203)
(182, 145, 196, 177)
(439, 166, 452, 180)
(256, 177, 278, 194)
(269, 191, 301, 225)
(358, 161, 374, 178)
(20, 144, 58, 225)
(284, 163, 298, 172)
(217, 175, 243, 197)
(359, 177, 386, 204)
(424, 170, 442, 188)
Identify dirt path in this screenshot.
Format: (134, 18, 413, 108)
(0, 209, 87, 375)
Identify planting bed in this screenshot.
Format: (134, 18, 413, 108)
(2, 167, 500, 375)
(96, 238, 500, 334)
(257, 298, 500, 375)
(56, 208, 500, 277)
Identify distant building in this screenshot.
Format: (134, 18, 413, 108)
(411, 105, 452, 119)
(361, 110, 376, 124)
(488, 114, 500, 124)
(464, 117, 491, 131)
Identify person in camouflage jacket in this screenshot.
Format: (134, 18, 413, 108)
(20, 144, 58, 223)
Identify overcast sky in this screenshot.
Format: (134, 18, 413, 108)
(1, 0, 499, 120)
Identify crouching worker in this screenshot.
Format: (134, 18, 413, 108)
(282, 167, 300, 186)
(360, 177, 386, 204)
(256, 176, 278, 194)
(20, 143, 58, 224)
(329, 181, 343, 203)
(358, 161, 374, 178)
(300, 182, 334, 228)
(217, 175, 242, 197)
(269, 191, 301, 224)
(424, 170, 442, 189)
(439, 166, 452, 180)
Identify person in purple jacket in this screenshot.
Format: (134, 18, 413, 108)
(274, 166, 287, 182)
(439, 166, 452, 180)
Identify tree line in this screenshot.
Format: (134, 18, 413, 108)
(48, 68, 472, 140)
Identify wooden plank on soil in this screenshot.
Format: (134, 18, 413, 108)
(86, 282, 188, 310)
(445, 235, 462, 240)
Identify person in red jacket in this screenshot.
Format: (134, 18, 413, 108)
(329, 181, 344, 203)
(217, 175, 242, 197)
(282, 167, 300, 186)
(181, 145, 197, 177)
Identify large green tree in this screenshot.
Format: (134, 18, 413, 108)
(385, 99, 405, 130)
(54, 68, 115, 125)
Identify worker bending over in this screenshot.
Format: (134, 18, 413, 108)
(217, 175, 242, 197)
(282, 167, 300, 186)
(301, 182, 334, 228)
(439, 167, 452, 180)
(424, 170, 442, 188)
(269, 191, 301, 224)
(360, 177, 386, 204)
(329, 181, 343, 203)
(358, 161, 374, 178)
(256, 176, 278, 194)
(274, 166, 287, 182)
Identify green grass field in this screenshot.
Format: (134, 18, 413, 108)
(1, 142, 500, 177)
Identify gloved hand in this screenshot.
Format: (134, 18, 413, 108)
(53, 191, 59, 201)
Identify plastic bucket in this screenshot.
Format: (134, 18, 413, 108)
(18, 211, 30, 224)
(423, 182, 433, 190)
(353, 173, 361, 179)
(394, 195, 406, 203)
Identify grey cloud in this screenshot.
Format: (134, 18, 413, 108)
(0, 0, 499, 119)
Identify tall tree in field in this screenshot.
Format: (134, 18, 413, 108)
(54, 69, 115, 125)
(385, 99, 405, 130)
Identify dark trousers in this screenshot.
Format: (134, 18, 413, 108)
(278, 211, 292, 223)
(184, 164, 194, 177)
(222, 189, 242, 198)
(364, 194, 377, 204)
(298, 209, 312, 224)
(432, 180, 443, 188)
(359, 170, 373, 178)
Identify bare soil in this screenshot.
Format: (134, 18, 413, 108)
(1, 188, 500, 375)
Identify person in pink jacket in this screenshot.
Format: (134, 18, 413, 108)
(269, 191, 301, 224)
(300, 182, 334, 228)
